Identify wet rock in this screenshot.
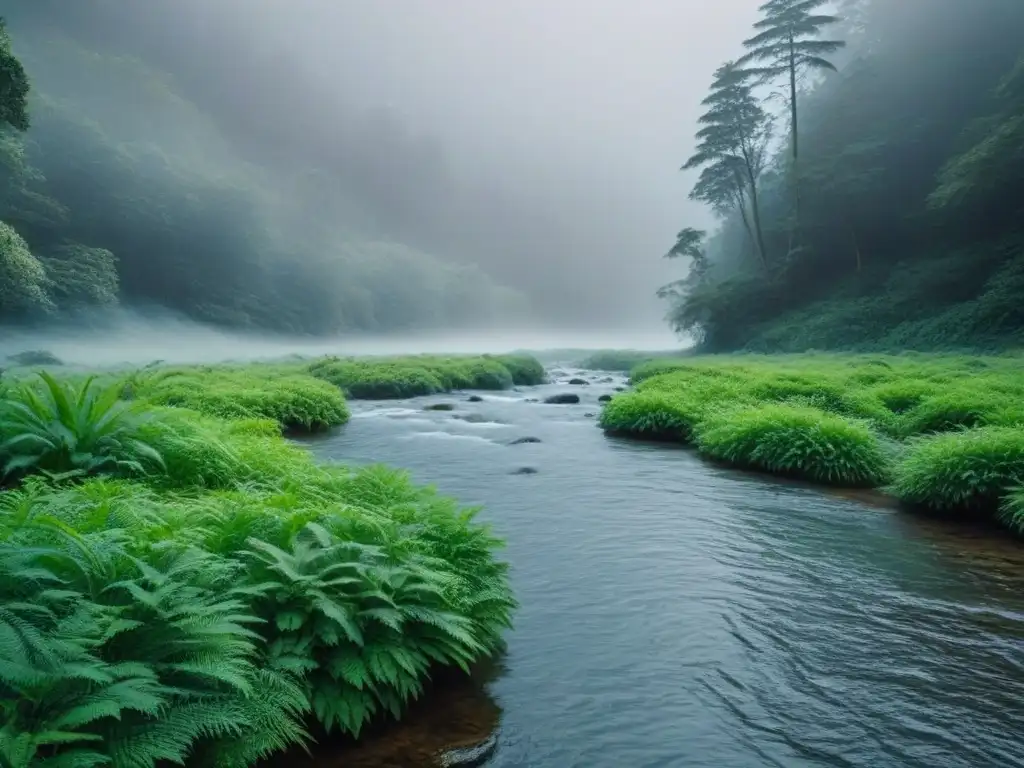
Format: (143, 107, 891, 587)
(568, 378, 589, 385)
(615, 386, 626, 392)
(600, 376, 614, 383)
(426, 403, 455, 411)
(467, 395, 484, 402)
(525, 398, 540, 403)
(510, 466, 538, 475)
(598, 394, 613, 403)
(509, 436, 542, 445)
(584, 412, 596, 418)
(544, 393, 580, 405)
(437, 733, 499, 768)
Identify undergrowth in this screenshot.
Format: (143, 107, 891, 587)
(0, 361, 516, 767)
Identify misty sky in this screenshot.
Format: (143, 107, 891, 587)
(196, 0, 761, 332)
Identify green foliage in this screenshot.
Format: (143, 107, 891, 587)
(0, 372, 164, 480)
(577, 350, 682, 373)
(308, 354, 542, 399)
(0, 365, 516, 766)
(134, 365, 349, 432)
(604, 352, 1024, 519)
(0, 221, 51, 315)
(0, 18, 29, 131)
(38, 243, 119, 308)
(890, 426, 1024, 514)
(695, 403, 888, 486)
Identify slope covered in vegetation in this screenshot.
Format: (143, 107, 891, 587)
(599, 353, 1024, 532)
(660, 0, 1024, 352)
(0, 361, 516, 766)
(0, 7, 527, 332)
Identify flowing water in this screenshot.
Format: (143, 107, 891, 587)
(296, 369, 1024, 768)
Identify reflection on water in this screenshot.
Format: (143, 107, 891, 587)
(296, 370, 1024, 768)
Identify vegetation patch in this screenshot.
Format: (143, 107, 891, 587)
(308, 354, 543, 399)
(890, 426, 1024, 516)
(0, 364, 515, 766)
(577, 349, 684, 372)
(695, 403, 889, 487)
(597, 391, 704, 441)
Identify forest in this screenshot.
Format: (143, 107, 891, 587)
(0, 2, 534, 334)
(660, 0, 1024, 352)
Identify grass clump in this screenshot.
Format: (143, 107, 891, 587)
(598, 391, 703, 441)
(695, 403, 889, 487)
(890, 426, 1024, 515)
(577, 349, 683, 372)
(134, 365, 349, 431)
(0, 365, 516, 766)
(308, 353, 544, 399)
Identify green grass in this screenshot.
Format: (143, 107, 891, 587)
(576, 349, 685, 372)
(0, 362, 516, 766)
(598, 351, 1024, 526)
(307, 353, 544, 399)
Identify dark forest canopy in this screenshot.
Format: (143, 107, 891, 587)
(0, 2, 556, 333)
(660, 0, 1024, 352)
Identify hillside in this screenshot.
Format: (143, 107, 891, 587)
(660, 0, 1024, 353)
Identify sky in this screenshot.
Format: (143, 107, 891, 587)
(200, 0, 764, 333)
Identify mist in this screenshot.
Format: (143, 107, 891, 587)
(0, 0, 762, 342)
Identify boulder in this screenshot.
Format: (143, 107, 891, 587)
(467, 395, 484, 402)
(543, 393, 580, 405)
(598, 394, 612, 403)
(510, 466, 538, 475)
(568, 378, 589, 385)
(425, 403, 455, 411)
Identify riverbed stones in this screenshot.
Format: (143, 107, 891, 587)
(543, 393, 579, 404)
(426, 403, 455, 411)
(598, 394, 612, 402)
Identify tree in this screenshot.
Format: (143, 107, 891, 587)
(683, 63, 773, 268)
(0, 17, 29, 131)
(739, 0, 845, 165)
(657, 227, 707, 303)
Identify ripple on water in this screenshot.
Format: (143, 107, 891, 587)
(297, 379, 1024, 768)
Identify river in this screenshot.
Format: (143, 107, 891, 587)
(295, 368, 1024, 768)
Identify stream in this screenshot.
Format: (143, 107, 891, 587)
(295, 368, 1024, 768)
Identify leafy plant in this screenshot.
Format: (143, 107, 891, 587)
(0, 372, 164, 480)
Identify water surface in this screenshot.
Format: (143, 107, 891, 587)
(299, 370, 1024, 768)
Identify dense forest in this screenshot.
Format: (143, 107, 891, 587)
(0, 2, 535, 333)
(661, 0, 1024, 352)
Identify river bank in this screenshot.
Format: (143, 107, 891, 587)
(3, 352, 1024, 766)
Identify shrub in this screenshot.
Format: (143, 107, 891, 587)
(311, 359, 446, 399)
(695, 403, 889, 486)
(899, 389, 1024, 437)
(598, 391, 704, 441)
(0, 371, 164, 480)
(493, 354, 546, 385)
(890, 426, 1024, 514)
(137, 367, 349, 431)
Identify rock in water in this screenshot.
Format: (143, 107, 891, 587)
(425, 403, 455, 411)
(510, 466, 538, 475)
(509, 436, 542, 445)
(598, 394, 612, 403)
(568, 378, 589, 385)
(544, 393, 580, 405)
(467, 395, 484, 402)
(437, 733, 500, 768)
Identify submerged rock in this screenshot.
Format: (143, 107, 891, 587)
(614, 386, 626, 392)
(467, 395, 484, 402)
(426, 403, 455, 411)
(543, 393, 580, 405)
(437, 733, 499, 767)
(453, 413, 496, 424)
(509, 436, 542, 445)
(568, 378, 589, 385)
(584, 412, 596, 418)
(598, 394, 613, 403)
(510, 466, 538, 475)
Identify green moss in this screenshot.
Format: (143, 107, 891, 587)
(890, 426, 1024, 514)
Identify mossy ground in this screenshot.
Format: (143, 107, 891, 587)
(599, 352, 1024, 529)
(0, 358, 519, 766)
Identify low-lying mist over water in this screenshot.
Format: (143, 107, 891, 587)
(0, 310, 684, 368)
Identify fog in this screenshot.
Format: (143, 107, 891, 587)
(0, 311, 682, 368)
(1, 0, 763, 343)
